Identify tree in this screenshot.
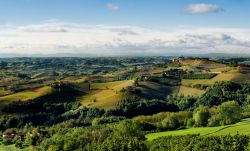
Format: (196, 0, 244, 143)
(161, 114, 180, 130)
(209, 101, 241, 126)
(229, 60, 238, 67)
(193, 106, 210, 127)
(114, 120, 144, 140)
(0, 61, 7, 69)
(134, 78, 139, 86)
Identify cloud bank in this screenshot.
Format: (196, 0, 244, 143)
(0, 21, 250, 56)
(185, 3, 223, 14)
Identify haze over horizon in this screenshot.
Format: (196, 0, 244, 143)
(0, 0, 250, 56)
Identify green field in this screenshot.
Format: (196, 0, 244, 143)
(146, 118, 250, 141)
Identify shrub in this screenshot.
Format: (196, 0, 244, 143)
(161, 114, 180, 130)
(148, 134, 249, 151)
(193, 106, 210, 127)
(208, 101, 241, 126)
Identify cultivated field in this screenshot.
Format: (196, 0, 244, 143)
(146, 118, 250, 141)
(0, 86, 53, 106)
(177, 86, 205, 97)
(80, 80, 134, 109)
(182, 73, 250, 86)
(136, 81, 178, 100)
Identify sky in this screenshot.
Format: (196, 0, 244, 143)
(0, 0, 250, 56)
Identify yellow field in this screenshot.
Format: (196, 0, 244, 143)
(0, 86, 53, 105)
(179, 59, 229, 73)
(178, 86, 205, 97)
(80, 80, 133, 109)
(0, 89, 11, 96)
(182, 73, 250, 86)
(181, 59, 226, 67)
(61, 76, 87, 83)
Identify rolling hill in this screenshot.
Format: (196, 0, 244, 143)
(80, 80, 134, 109)
(146, 118, 250, 141)
(0, 86, 53, 107)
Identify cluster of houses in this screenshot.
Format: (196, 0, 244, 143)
(51, 81, 64, 88)
(172, 57, 184, 64)
(2, 132, 31, 140)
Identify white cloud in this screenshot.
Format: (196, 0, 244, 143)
(106, 3, 119, 11)
(0, 21, 250, 56)
(185, 3, 223, 14)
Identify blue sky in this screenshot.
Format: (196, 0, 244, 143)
(0, 0, 249, 28)
(0, 0, 250, 55)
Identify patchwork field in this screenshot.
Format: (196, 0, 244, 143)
(180, 59, 226, 68)
(0, 86, 53, 106)
(0, 89, 11, 96)
(146, 118, 250, 141)
(80, 80, 134, 109)
(182, 72, 250, 86)
(136, 81, 178, 100)
(177, 86, 205, 97)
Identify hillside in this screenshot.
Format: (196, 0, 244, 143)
(177, 86, 205, 97)
(146, 118, 250, 141)
(0, 86, 53, 107)
(179, 58, 227, 72)
(182, 72, 250, 86)
(80, 80, 134, 109)
(0, 57, 250, 150)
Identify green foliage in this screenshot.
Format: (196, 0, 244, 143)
(95, 120, 146, 151)
(148, 134, 249, 151)
(193, 106, 210, 127)
(92, 116, 126, 126)
(149, 77, 181, 86)
(191, 84, 209, 90)
(181, 73, 217, 79)
(110, 98, 179, 118)
(166, 94, 196, 110)
(96, 136, 146, 151)
(208, 101, 241, 126)
(39, 127, 111, 151)
(197, 82, 249, 107)
(161, 114, 180, 130)
(229, 60, 238, 67)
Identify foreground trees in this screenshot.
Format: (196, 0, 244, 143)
(194, 101, 241, 127)
(208, 101, 241, 126)
(193, 106, 210, 127)
(149, 134, 249, 151)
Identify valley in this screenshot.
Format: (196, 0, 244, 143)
(0, 57, 250, 150)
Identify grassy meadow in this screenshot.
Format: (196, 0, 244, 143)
(146, 118, 250, 141)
